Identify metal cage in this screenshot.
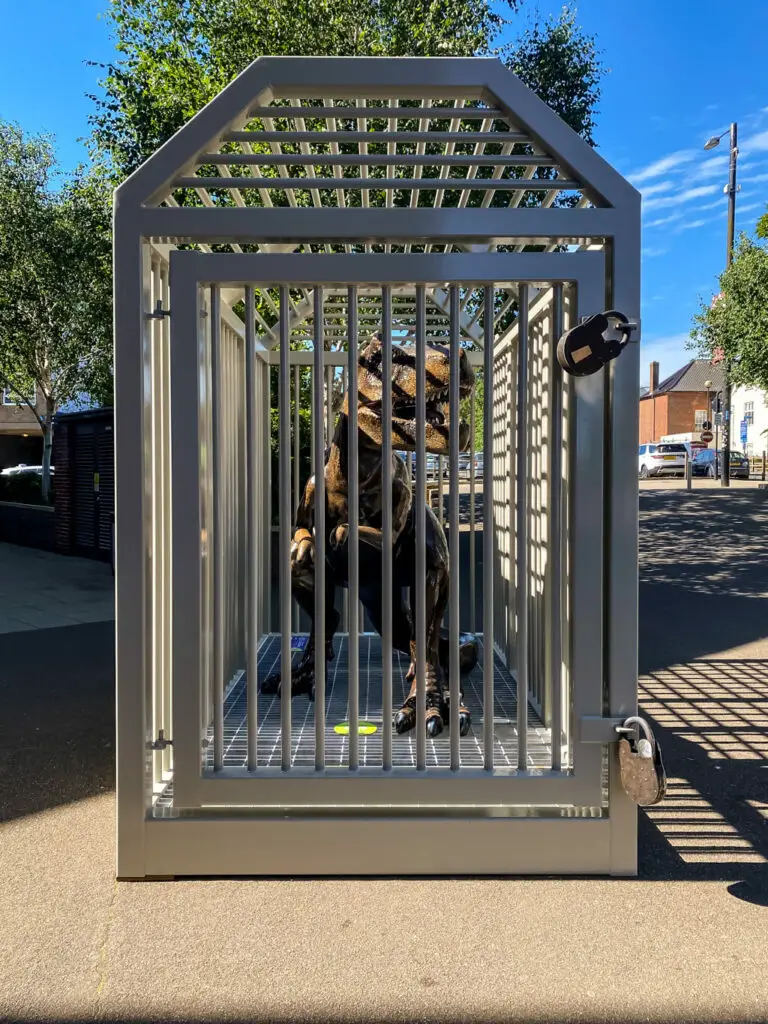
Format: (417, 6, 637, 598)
(114, 57, 641, 878)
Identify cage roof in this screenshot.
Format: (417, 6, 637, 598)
(117, 56, 639, 216)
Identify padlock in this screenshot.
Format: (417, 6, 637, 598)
(617, 716, 666, 806)
(556, 310, 636, 377)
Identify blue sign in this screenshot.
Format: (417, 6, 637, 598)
(740, 419, 748, 447)
(291, 635, 309, 651)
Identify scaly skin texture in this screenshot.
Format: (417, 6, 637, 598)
(262, 335, 477, 738)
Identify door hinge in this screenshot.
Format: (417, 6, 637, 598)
(145, 299, 171, 320)
(147, 729, 173, 750)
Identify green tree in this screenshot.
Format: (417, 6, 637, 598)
(89, 0, 603, 178)
(0, 121, 113, 501)
(690, 233, 768, 393)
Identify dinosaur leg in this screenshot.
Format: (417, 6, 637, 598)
(394, 567, 449, 738)
(260, 574, 339, 700)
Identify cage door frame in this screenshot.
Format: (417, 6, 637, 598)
(170, 250, 608, 811)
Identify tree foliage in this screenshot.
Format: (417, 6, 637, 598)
(89, 0, 603, 178)
(0, 121, 113, 498)
(690, 233, 768, 393)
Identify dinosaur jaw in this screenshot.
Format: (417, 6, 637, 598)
(358, 400, 470, 455)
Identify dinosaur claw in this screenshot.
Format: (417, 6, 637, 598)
(426, 714, 443, 738)
(394, 708, 415, 734)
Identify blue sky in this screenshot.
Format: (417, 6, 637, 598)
(2, 1, 768, 383)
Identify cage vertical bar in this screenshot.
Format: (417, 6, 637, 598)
(210, 286, 225, 771)
(347, 286, 360, 769)
(313, 287, 327, 770)
(548, 284, 564, 770)
(448, 285, 461, 768)
(279, 287, 292, 770)
(516, 284, 529, 770)
(381, 286, 393, 771)
(415, 285, 427, 766)
(245, 287, 259, 769)
(483, 285, 495, 771)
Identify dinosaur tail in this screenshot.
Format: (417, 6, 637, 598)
(438, 629, 479, 676)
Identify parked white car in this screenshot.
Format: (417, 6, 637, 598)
(638, 442, 686, 478)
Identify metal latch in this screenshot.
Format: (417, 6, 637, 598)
(147, 729, 173, 750)
(145, 299, 171, 320)
(579, 716, 626, 744)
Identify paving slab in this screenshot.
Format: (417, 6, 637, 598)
(0, 543, 113, 634)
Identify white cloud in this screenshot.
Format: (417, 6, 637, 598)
(629, 149, 697, 184)
(643, 184, 720, 211)
(742, 128, 768, 155)
(644, 212, 683, 228)
(676, 219, 707, 232)
(642, 246, 667, 257)
(639, 180, 675, 198)
(741, 171, 768, 185)
(695, 197, 726, 212)
(687, 154, 729, 183)
(640, 333, 692, 381)
(735, 201, 766, 216)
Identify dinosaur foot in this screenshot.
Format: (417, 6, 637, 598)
(441, 692, 472, 737)
(260, 658, 315, 701)
(394, 694, 445, 737)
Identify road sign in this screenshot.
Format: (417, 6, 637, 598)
(741, 419, 748, 446)
(702, 419, 712, 431)
(700, 430, 714, 443)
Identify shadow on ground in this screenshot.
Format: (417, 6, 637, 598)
(636, 490, 768, 894)
(0, 621, 115, 823)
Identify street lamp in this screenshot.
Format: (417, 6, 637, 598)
(703, 122, 738, 486)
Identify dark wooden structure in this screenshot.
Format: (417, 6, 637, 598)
(53, 408, 114, 564)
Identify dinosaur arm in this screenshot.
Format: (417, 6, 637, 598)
(329, 477, 411, 552)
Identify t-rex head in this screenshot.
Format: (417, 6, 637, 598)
(344, 333, 475, 454)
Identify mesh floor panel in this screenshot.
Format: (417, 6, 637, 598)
(203, 634, 552, 771)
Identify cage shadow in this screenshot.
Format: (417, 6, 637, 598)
(638, 659, 768, 887)
(0, 620, 115, 823)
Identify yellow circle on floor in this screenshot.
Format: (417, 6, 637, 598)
(334, 721, 378, 735)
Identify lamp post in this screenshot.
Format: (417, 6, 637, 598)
(703, 378, 720, 479)
(704, 122, 738, 486)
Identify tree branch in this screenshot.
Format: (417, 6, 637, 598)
(0, 370, 45, 431)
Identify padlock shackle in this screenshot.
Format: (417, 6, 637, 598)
(619, 715, 655, 747)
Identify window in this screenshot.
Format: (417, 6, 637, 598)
(2, 385, 37, 407)
(694, 408, 707, 429)
(744, 401, 754, 425)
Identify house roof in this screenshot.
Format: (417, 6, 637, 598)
(642, 359, 726, 398)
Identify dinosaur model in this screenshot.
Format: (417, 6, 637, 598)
(262, 334, 478, 738)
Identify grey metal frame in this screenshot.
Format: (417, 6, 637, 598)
(114, 56, 640, 879)
(169, 251, 606, 811)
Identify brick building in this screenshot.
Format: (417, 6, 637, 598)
(0, 386, 44, 470)
(639, 359, 726, 444)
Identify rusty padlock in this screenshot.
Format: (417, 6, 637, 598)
(617, 716, 666, 806)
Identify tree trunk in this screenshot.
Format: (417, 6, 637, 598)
(41, 399, 55, 503)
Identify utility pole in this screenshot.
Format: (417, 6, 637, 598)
(704, 122, 738, 486)
(722, 122, 738, 487)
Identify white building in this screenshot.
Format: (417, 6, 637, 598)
(731, 386, 768, 456)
